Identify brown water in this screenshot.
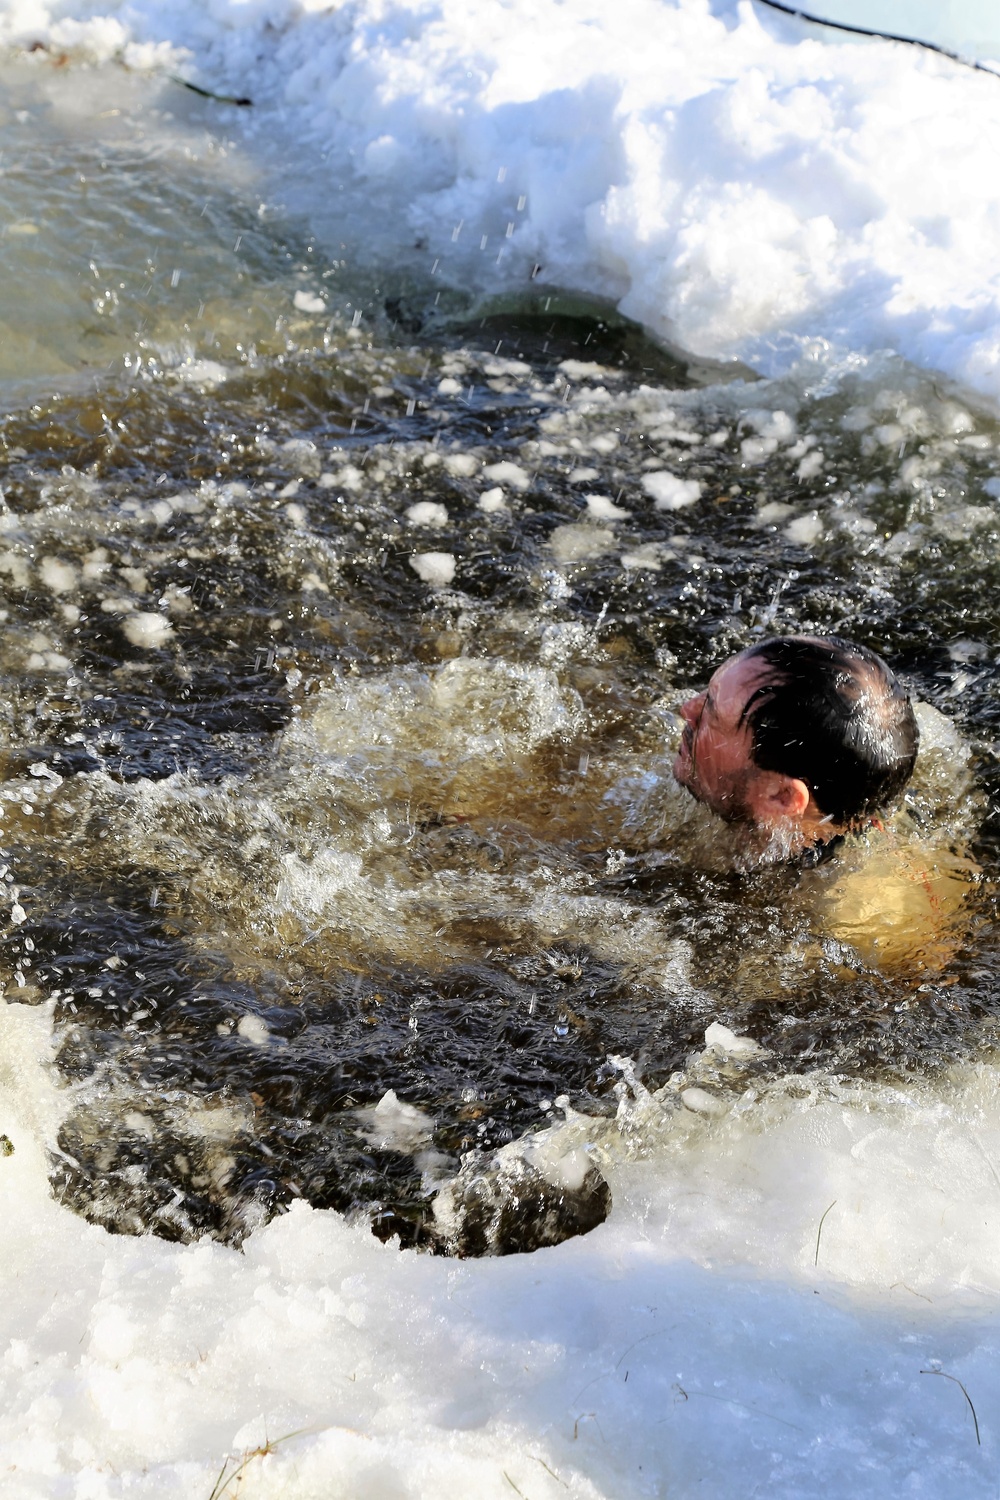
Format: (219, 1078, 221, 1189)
(1, 57, 999, 1255)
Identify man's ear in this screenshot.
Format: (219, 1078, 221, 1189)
(749, 771, 811, 823)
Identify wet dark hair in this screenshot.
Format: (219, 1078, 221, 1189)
(738, 635, 919, 825)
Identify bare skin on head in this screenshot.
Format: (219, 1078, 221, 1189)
(672, 636, 975, 975)
(673, 651, 834, 855)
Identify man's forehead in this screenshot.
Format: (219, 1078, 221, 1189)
(707, 652, 773, 718)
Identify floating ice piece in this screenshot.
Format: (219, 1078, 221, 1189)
(744, 409, 797, 443)
(478, 486, 507, 512)
(281, 439, 321, 477)
(933, 505, 994, 540)
(121, 612, 174, 648)
(620, 543, 665, 570)
(356, 1090, 435, 1153)
(755, 500, 796, 526)
(680, 1086, 727, 1116)
(784, 511, 824, 545)
(335, 464, 364, 492)
(293, 290, 327, 314)
(236, 1015, 270, 1046)
(38, 557, 78, 594)
(483, 460, 531, 491)
(585, 493, 629, 520)
(172, 360, 228, 389)
(405, 500, 449, 527)
(409, 551, 456, 585)
(548, 523, 617, 562)
(443, 453, 479, 478)
(704, 1021, 763, 1057)
(642, 472, 701, 510)
(119, 566, 148, 594)
(558, 359, 619, 382)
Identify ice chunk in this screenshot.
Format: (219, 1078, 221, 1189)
(405, 501, 449, 527)
(478, 486, 507, 512)
(585, 493, 629, 520)
(680, 1086, 727, 1116)
(172, 360, 228, 389)
(547, 523, 617, 562)
(443, 453, 479, 478)
(38, 557, 79, 594)
(642, 472, 701, 510)
(409, 551, 456, 585)
(293, 290, 327, 314)
(356, 1091, 435, 1153)
(796, 449, 824, 481)
(482, 461, 531, 491)
(121, 612, 174, 648)
(784, 511, 824, 545)
(704, 1022, 762, 1057)
(620, 543, 666, 570)
(236, 1015, 270, 1046)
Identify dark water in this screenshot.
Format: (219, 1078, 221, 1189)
(2, 62, 1000, 1255)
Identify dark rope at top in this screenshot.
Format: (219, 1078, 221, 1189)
(168, 75, 253, 107)
(754, 0, 1000, 79)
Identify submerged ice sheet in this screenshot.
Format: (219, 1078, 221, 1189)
(4, 1, 1000, 395)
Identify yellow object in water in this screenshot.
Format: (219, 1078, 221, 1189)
(805, 830, 978, 974)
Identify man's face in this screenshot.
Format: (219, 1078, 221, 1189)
(673, 651, 771, 821)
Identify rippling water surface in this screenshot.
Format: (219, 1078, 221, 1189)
(3, 57, 1000, 1257)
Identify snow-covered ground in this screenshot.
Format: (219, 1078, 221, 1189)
(4, 0, 1000, 396)
(7, 998, 1000, 1499)
(4, 3, 1000, 1497)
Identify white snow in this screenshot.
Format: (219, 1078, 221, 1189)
(3, 0, 1000, 395)
(5, 1000, 1000, 1497)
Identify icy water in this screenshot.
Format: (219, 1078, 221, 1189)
(2, 57, 1000, 1261)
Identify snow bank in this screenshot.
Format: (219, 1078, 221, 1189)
(4, 0, 1000, 396)
(6, 999, 1000, 1497)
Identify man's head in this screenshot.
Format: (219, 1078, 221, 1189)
(673, 635, 919, 840)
